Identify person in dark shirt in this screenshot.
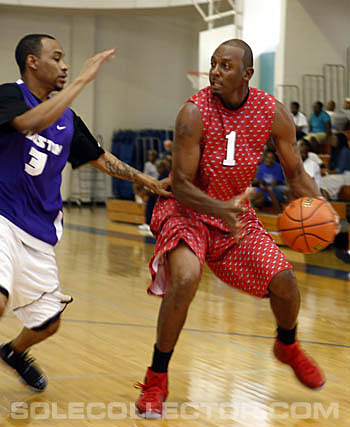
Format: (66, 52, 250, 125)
(0, 33, 170, 392)
(321, 132, 350, 200)
(250, 149, 287, 211)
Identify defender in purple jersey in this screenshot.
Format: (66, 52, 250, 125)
(0, 34, 170, 392)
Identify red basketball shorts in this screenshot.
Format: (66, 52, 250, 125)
(148, 213, 292, 298)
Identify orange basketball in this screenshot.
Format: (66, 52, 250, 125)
(278, 197, 338, 254)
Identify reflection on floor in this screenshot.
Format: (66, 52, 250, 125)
(0, 206, 348, 427)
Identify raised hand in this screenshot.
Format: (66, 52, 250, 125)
(77, 48, 116, 84)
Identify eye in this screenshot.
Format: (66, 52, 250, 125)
(222, 63, 230, 70)
(210, 61, 216, 68)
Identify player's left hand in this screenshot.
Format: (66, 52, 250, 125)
(317, 196, 341, 234)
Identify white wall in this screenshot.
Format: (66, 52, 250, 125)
(199, 24, 236, 89)
(242, 0, 282, 89)
(278, 0, 345, 112)
(94, 11, 201, 148)
(299, 0, 350, 61)
(0, 0, 207, 8)
(283, 0, 343, 83)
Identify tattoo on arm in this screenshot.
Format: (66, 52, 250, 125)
(291, 141, 299, 154)
(173, 120, 193, 153)
(105, 159, 140, 182)
(177, 122, 192, 140)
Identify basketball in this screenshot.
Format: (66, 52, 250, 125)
(278, 197, 338, 254)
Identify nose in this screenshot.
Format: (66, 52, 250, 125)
(61, 61, 68, 72)
(211, 63, 220, 77)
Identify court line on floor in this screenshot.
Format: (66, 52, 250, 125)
(64, 222, 350, 281)
(0, 369, 339, 385)
(57, 318, 350, 349)
(0, 368, 274, 384)
(60, 290, 274, 360)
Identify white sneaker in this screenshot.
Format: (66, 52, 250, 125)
(138, 224, 150, 231)
(135, 195, 144, 205)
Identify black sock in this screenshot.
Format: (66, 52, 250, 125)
(150, 344, 173, 373)
(277, 325, 297, 345)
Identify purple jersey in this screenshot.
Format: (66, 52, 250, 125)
(0, 80, 74, 245)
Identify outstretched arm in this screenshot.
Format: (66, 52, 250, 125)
(10, 49, 115, 135)
(272, 100, 320, 198)
(91, 152, 171, 197)
(172, 102, 250, 235)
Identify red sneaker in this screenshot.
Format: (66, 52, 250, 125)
(135, 367, 168, 418)
(273, 338, 325, 390)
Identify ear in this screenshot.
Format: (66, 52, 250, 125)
(26, 54, 39, 71)
(243, 67, 254, 81)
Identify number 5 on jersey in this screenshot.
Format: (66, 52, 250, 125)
(222, 131, 236, 166)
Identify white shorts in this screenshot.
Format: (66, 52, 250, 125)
(0, 217, 72, 329)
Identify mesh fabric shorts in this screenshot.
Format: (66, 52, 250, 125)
(148, 213, 292, 298)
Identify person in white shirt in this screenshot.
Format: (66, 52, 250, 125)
(299, 140, 321, 189)
(326, 100, 349, 132)
(290, 102, 308, 140)
(143, 149, 159, 179)
(341, 98, 350, 121)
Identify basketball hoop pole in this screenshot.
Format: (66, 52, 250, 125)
(192, 0, 236, 26)
(192, 0, 243, 37)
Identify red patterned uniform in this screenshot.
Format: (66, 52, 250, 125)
(148, 86, 292, 297)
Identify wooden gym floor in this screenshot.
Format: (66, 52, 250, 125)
(0, 206, 349, 426)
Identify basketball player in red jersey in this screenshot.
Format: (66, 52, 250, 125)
(135, 39, 329, 418)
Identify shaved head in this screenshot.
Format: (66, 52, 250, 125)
(220, 39, 253, 68)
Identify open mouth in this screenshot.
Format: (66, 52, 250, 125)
(211, 82, 222, 89)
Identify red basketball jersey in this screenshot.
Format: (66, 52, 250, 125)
(151, 86, 275, 234)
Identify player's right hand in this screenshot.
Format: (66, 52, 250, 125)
(77, 48, 116, 84)
(221, 187, 253, 237)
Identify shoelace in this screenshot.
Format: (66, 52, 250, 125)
(288, 346, 316, 375)
(10, 351, 36, 373)
(134, 381, 164, 404)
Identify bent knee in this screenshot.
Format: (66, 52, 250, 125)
(269, 269, 298, 299)
(33, 317, 60, 336)
(170, 267, 200, 302)
(46, 318, 60, 335)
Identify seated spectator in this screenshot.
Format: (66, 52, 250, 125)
(320, 133, 350, 200)
(290, 101, 308, 140)
(328, 132, 350, 172)
(250, 150, 288, 212)
(305, 101, 331, 145)
(299, 140, 321, 189)
(164, 154, 172, 172)
(300, 139, 327, 176)
(143, 149, 159, 178)
(341, 98, 350, 121)
(158, 139, 172, 163)
(139, 160, 170, 234)
(325, 100, 349, 132)
(134, 149, 159, 204)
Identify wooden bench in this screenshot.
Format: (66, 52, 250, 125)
(106, 199, 145, 224)
(106, 199, 350, 246)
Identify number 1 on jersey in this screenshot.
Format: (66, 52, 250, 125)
(222, 130, 236, 166)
